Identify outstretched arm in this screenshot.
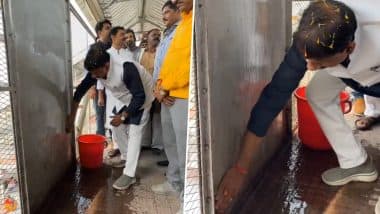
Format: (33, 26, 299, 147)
(66, 72, 97, 133)
(215, 44, 307, 213)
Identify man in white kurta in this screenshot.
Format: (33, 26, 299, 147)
(306, 0, 380, 177)
(97, 27, 133, 163)
(80, 43, 154, 191)
(213, 0, 380, 212)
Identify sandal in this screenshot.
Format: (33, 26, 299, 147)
(355, 116, 380, 130)
(108, 149, 120, 158)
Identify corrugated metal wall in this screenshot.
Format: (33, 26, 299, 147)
(2, 0, 73, 212)
(194, 0, 291, 212)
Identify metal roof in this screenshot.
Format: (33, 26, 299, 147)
(78, 0, 167, 40)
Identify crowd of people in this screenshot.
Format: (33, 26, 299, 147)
(65, 0, 193, 213)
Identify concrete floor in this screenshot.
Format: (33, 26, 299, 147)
(38, 148, 180, 214)
(235, 113, 380, 214)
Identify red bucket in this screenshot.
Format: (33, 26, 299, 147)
(294, 87, 351, 150)
(78, 134, 106, 168)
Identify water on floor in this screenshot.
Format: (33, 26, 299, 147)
(38, 149, 180, 214)
(233, 113, 380, 214)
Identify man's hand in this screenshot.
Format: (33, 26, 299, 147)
(65, 114, 75, 133)
(215, 131, 263, 213)
(88, 86, 97, 99)
(215, 167, 247, 213)
(110, 114, 123, 127)
(162, 96, 175, 106)
(154, 89, 167, 102)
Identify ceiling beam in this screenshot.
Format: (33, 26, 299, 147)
(144, 18, 164, 29)
(138, 0, 146, 18)
(123, 17, 139, 29)
(85, 0, 105, 21)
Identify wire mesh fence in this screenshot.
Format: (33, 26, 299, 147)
(0, 9, 21, 213)
(184, 43, 202, 214)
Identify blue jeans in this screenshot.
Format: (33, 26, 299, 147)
(93, 92, 106, 136)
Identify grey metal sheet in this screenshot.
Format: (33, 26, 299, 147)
(194, 0, 291, 212)
(3, 0, 73, 212)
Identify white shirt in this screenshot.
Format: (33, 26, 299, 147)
(97, 47, 133, 90)
(325, 0, 380, 86)
(97, 55, 154, 112)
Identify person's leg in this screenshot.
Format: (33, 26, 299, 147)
(140, 108, 152, 148)
(111, 125, 127, 162)
(151, 102, 164, 151)
(106, 129, 121, 158)
(123, 109, 150, 177)
(364, 95, 380, 117)
(94, 93, 106, 136)
(169, 99, 188, 193)
(308, 71, 367, 168)
(151, 103, 180, 194)
(307, 71, 377, 185)
(355, 95, 380, 130)
(113, 109, 150, 190)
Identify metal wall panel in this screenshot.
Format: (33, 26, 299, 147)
(194, 0, 291, 212)
(3, 0, 73, 212)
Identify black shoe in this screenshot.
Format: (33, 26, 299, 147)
(141, 146, 151, 151)
(108, 149, 120, 158)
(152, 148, 163, 155)
(157, 160, 169, 166)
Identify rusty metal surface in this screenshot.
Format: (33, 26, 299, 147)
(2, 0, 73, 212)
(194, 0, 291, 212)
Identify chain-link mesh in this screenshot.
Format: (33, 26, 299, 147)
(0, 43, 8, 87)
(0, 9, 21, 214)
(0, 91, 20, 214)
(292, 1, 311, 33)
(184, 46, 202, 214)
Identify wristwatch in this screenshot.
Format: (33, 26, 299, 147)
(120, 115, 126, 122)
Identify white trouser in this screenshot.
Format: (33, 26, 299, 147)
(364, 95, 380, 117)
(161, 99, 188, 193)
(112, 108, 150, 177)
(307, 70, 367, 169)
(110, 126, 123, 159)
(105, 89, 123, 152)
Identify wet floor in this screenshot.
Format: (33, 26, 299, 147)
(37, 149, 180, 214)
(234, 114, 380, 214)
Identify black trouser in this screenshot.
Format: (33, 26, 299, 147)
(341, 78, 380, 98)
